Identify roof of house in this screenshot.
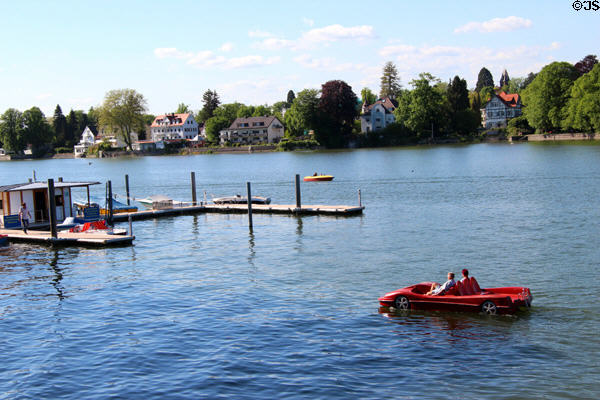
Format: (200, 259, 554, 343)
(0, 181, 100, 192)
(151, 113, 193, 127)
(227, 116, 282, 130)
(363, 97, 397, 114)
(496, 92, 521, 108)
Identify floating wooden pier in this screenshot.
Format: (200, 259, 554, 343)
(0, 228, 134, 247)
(111, 203, 364, 222)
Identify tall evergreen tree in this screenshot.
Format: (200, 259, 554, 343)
(476, 67, 494, 92)
(447, 76, 470, 113)
(52, 105, 67, 147)
(380, 61, 402, 100)
(286, 90, 296, 108)
(65, 109, 77, 147)
(499, 69, 510, 88)
(199, 90, 220, 122)
(23, 107, 53, 155)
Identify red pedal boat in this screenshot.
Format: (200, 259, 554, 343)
(379, 281, 532, 315)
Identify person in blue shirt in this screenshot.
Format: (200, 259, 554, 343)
(426, 272, 456, 296)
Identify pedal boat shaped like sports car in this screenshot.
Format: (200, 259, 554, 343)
(379, 282, 532, 315)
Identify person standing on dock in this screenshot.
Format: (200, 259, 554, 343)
(19, 203, 31, 234)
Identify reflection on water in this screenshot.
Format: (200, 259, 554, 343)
(49, 250, 65, 300)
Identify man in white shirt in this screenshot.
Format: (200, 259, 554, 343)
(426, 272, 456, 296)
(19, 202, 31, 234)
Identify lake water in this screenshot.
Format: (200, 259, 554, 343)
(1, 143, 599, 399)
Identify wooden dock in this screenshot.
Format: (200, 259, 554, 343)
(0, 228, 135, 247)
(111, 203, 364, 222)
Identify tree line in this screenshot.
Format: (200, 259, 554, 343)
(1, 54, 598, 155)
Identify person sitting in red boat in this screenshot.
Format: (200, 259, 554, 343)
(426, 272, 456, 296)
(460, 268, 482, 294)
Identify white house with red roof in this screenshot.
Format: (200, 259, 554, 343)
(219, 116, 284, 145)
(360, 97, 397, 133)
(481, 92, 522, 129)
(151, 113, 198, 141)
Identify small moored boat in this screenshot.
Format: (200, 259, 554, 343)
(213, 195, 271, 205)
(0, 234, 8, 246)
(304, 174, 334, 182)
(137, 195, 186, 210)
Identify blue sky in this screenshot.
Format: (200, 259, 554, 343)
(1, 0, 598, 116)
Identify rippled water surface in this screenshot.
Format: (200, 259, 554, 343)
(1, 144, 599, 399)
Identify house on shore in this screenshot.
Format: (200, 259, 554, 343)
(151, 113, 199, 142)
(219, 116, 284, 145)
(0, 180, 99, 228)
(481, 92, 522, 129)
(360, 97, 397, 133)
(74, 126, 97, 157)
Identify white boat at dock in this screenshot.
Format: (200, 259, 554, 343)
(136, 195, 186, 210)
(213, 195, 271, 205)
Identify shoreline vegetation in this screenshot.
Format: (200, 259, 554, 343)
(1, 57, 599, 160)
(2, 133, 598, 161)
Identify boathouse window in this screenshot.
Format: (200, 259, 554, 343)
(55, 194, 64, 206)
(0, 199, 3, 209)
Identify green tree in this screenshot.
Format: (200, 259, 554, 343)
(271, 101, 288, 121)
(236, 105, 255, 118)
(199, 90, 220, 122)
(507, 115, 534, 135)
(23, 107, 53, 155)
(52, 105, 67, 147)
(506, 77, 525, 94)
(522, 62, 579, 132)
(563, 63, 600, 132)
(360, 87, 377, 107)
(574, 54, 598, 76)
(476, 67, 494, 92)
(447, 76, 477, 135)
(318, 80, 358, 148)
(284, 88, 320, 137)
(522, 72, 537, 90)
(204, 115, 230, 144)
(395, 73, 449, 137)
(380, 61, 402, 100)
(252, 105, 270, 117)
(99, 88, 148, 150)
(0, 108, 25, 152)
(65, 109, 77, 147)
(176, 103, 191, 114)
(87, 107, 100, 128)
(286, 90, 296, 108)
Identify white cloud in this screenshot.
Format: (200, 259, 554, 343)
(378, 42, 560, 88)
(154, 48, 193, 59)
(220, 42, 234, 52)
(302, 17, 314, 27)
(301, 24, 375, 43)
(252, 37, 295, 51)
(454, 16, 532, 34)
(248, 30, 273, 38)
(154, 47, 280, 69)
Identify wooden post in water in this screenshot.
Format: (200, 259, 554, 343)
(191, 172, 197, 206)
(128, 214, 133, 236)
(247, 181, 253, 230)
(358, 189, 362, 207)
(47, 179, 58, 238)
(107, 180, 114, 226)
(125, 174, 130, 205)
(295, 174, 301, 209)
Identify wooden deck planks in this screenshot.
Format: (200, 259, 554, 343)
(0, 228, 134, 246)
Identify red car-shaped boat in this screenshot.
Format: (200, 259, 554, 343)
(379, 280, 532, 315)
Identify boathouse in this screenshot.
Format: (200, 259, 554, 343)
(0, 180, 100, 228)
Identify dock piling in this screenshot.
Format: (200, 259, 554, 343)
(358, 189, 362, 207)
(125, 174, 130, 206)
(191, 172, 197, 206)
(247, 181, 253, 230)
(48, 179, 58, 238)
(107, 180, 114, 226)
(295, 174, 301, 209)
